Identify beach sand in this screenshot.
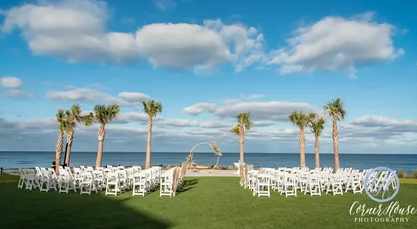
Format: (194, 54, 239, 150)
(185, 169, 239, 177)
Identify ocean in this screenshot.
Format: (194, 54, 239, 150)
(0, 151, 416, 172)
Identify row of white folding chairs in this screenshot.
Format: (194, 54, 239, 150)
(18, 167, 63, 192)
(109, 166, 162, 197)
(65, 166, 150, 195)
(18, 166, 152, 195)
(19, 167, 86, 193)
(73, 166, 160, 196)
(243, 167, 372, 198)
(287, 167, 366, 196)
(159, 168, 182, 197)
(72, 166, 139, 190)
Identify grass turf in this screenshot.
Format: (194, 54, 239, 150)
(0, 175, 416, 229)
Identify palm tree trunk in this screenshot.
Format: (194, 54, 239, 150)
(65, 130, 74, 166)
(55, 130, 64, 175)
(239, 128, 244, 163)
(315, 134, 320, 168)
(332, 118, 340, 171)
(299, 127, 306, 168)
(145, 117, 153, 169)
(96, 124, 106, 168)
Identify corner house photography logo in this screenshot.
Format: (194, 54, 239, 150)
(364, 167, 400, 203)
(350, 167, 416, 223)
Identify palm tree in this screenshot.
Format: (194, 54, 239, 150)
(142, 100, 163, 169)
(308, 113, 326, 168)
(93, 104, 120, 168)
(64, 104, 93, 166)
(324, 98, 346, 171)
(54, 109, 66, 175)
(288, 111, 310, 168)
(231, 112, 253, 163)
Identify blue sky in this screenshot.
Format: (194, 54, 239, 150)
(0, 0, 416, 154)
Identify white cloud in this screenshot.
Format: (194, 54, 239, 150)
(183, 100, 320, 128)
(348, 115, 417, 133)
(47, 88, 106, 102)
(2, 89, 35, 98)
(350, 115, 399, 127)
(154, 0, 176, 11)
(135, 22, 232, 71)
(118, 92, 150, 102)
(183, 128, 227, 137)
(183, 102, 217, 115)
(222, 98, 241, 105)
(0, 76, 35, 98)
(1, 3, 402, 75)
(215, 101, 319, 122)
(268, 12, 403, 75)
(1, 0, 264, 72)
(243, 94, 264, 99)
(200, 121, 231, 129)
(253, 120, 277, 127)
(219, 94, 265, 106)
(46, 87, 151, 109)
(203, 19, 266, 72)
(247, 128, 299, 141)
(157, 118, 199, 127)
(115, 112, 150, 124)
(1, 76, 22, 88)
(0, 113, 416, 153)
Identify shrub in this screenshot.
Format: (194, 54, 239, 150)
(228, 166, 234, 170)
(397, 171, 407, 178)
(412, 170, 417, 179)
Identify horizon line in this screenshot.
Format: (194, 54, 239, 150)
(0, 151, 416, 155)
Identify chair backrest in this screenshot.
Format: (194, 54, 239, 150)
(106, 172, 118, 183)
(93, 170, 104, 179)
(257, 174, 270, 183)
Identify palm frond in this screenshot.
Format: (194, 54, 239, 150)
(288, 111, 309, 128)
(237, 112, 253, 131)
(309, 115, 326, 137)
(231, 125, 240, 136)
(323, 98, 346, 121)
(142, 100, 163, 118)
(93, 104, 121, 124)
(83, 112, 94, 126)
(55, 109, 66, 131)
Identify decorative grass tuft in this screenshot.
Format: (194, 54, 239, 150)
(172, 167, 180, 196)
(210, 141, 222, 157)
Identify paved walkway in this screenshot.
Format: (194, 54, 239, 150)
(185, 169, 239, 177)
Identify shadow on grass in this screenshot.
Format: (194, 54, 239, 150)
(176, 178, 198, 195)
(0, 182, 173, 229)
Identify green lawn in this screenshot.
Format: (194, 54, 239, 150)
(1, 175, 416, 229)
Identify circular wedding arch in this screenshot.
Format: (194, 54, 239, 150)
(189, 142, 222, 171)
